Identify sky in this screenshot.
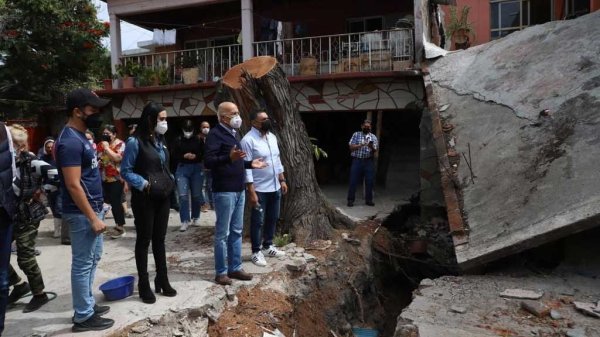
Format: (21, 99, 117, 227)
(93, 0, 153, 51)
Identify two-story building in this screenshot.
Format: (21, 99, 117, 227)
(99, 0, 425, 191)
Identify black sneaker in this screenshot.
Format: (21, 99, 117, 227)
(8, 282, 30, 304)
(71, 305, 111, 323)
(94, 304, 110, 316)
(23, 293, 49, 313)
(72, 314, 115, 332)
(347, 201, 354, 207)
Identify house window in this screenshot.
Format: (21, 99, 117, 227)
(347, 16, 384, 33)
(491, 0, 559, 39)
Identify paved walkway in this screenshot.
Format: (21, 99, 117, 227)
(4, 185, 401, 337)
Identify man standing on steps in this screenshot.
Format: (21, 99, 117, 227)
(56, 88, 113, 332)
(204, 102, 266, 286)
(241, 111, 287, 267)
(347, 120, 378, 207)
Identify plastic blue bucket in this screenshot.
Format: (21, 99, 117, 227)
(352, 327, 379, 337)
(99, 275, 135, 301)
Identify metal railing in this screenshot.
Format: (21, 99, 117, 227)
(119, 29, 413, 86)
(121, 44, 242, 84)
(253, 29, 413, 76)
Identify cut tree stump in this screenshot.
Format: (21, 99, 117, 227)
(221, 56, 354, 243)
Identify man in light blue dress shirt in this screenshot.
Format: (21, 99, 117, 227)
(240, 111, 288, 267)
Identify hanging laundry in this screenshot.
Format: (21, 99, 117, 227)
(153, 29, 164, 45)
(153, 29, 177, 46)
(163, 29, 176, 45)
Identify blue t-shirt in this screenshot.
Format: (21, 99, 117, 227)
(56, 127, 103, 214)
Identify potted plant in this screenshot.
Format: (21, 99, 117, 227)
(178, 53, 199, 85)
(116, 61, 141, 88)
(445, 6, 474, 50)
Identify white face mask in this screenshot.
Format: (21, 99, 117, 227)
(155, 121, 168, 135)
(88, 139, 95, 146)
(230, 115, 242, 129)
(201, 128, 209, 135)
(183, 131, 193, 138)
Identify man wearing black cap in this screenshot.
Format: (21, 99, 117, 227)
(55, 88, 114, 332)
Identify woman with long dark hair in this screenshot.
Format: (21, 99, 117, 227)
(121, 102, 177, 304)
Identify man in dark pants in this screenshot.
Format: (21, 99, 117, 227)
(0, 121, 17, 336)
(347, 120, 379, 207)
(204, 102, 266, 286)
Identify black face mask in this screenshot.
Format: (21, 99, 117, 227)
(260, 119, 272, 133)
(82, 113, 103, 129)
(101, 134, 111, 142)
(362, 127, 371, 134)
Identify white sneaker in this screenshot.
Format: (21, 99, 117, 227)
(191, 218, 199, 227)
(263, 245, 285, 257)
(179, 221, 190, 232)
(251, 251, 267, 266)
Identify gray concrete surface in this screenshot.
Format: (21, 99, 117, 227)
(5, 184, 400, 337)
(429, 11, 600, 268)
(400, 274, 600, 337)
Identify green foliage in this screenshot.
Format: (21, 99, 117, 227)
(137, 65, 170, 87)
(273, 233, 291, 248)
(309, 137, 328, 161)
(445, 6, 474, 40)
(0, 0, 110, 113)
(116, 61, 142, 78)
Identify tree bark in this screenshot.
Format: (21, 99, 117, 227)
(222, 56, 354, 243)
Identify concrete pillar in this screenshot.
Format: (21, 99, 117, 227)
(109, 13, 122, 88)
(241, 0, 255, 60)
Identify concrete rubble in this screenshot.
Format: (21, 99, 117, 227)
(428, 10, 600, 268)
(397, 274, 600, 337)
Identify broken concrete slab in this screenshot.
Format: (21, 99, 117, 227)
(428, 11, 600, 268)
(520, 300, 550, 318)
(500, 289, 544, 300)
(573, 301, 600, 319)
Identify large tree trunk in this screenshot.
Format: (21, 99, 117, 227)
(221, 56, 354, 244)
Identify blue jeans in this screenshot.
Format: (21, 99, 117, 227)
(213, 192, 244, 275)
(176, 163, 204, 223)
(63, 210, 105, 323)
(47, 188, 62, 219)
(203, 171, 213, 206)
(0, 209, 13, 336)
(347, 158, 375, 203)
(250, 190, 282, 253)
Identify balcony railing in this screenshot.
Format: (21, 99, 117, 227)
(253, 29, 413, 76)
(121, 44, 243, 84)
(119, 29, 413, 86)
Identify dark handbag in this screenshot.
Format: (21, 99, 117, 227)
(147, 171, 175, 200)
(15, 199, 48, 226)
